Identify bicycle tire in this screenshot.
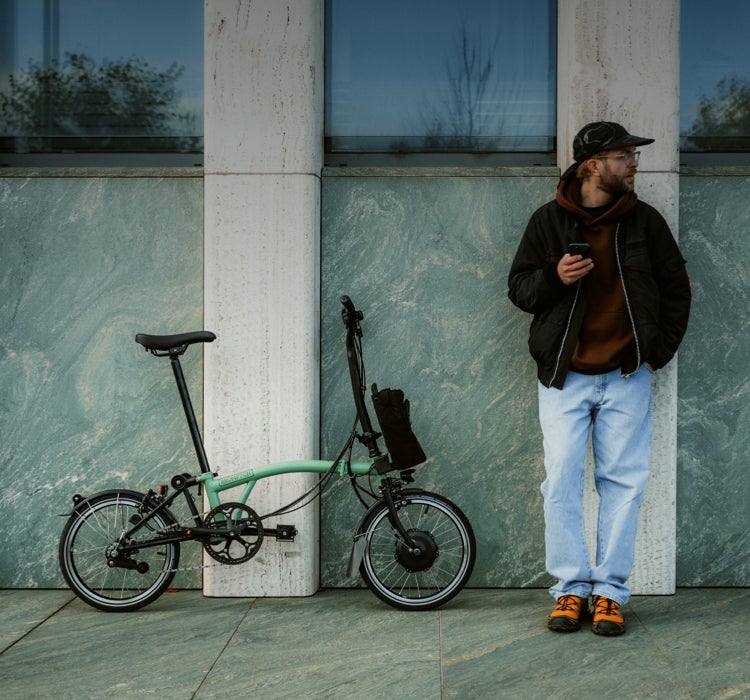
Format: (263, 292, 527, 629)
(357, 490, 475, 611)
(59, 490, 180, 612)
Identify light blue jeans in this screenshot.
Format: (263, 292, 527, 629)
(538, 366, 652, 605)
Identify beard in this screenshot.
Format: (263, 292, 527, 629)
(599, 167, 634, 197)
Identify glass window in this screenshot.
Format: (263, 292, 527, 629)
(325, 0, 556, 160)
(681, 0, 750, 155)
(0, 0, 203, 165)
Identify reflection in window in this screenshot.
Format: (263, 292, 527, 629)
(0, 0, 203, 162)
(325, 0, 556, 156)
(681, 0, 750, 153)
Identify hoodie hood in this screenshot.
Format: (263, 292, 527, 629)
(555, 174, 638, 227)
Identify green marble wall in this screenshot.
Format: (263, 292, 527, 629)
(0, 173, 204, 588)
(320, 170, 556, 588)
(1, 168, 746, 589)
(320, 168, 750, 589)
(677, 172, 750, 586)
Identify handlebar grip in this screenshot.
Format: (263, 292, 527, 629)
(340, 295, 363, 328)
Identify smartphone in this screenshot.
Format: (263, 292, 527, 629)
(568, 242, 592, 258)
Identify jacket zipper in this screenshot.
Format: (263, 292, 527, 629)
(547, 223, 580, 388)
(614, 223, 641, 376)
(548, 280, 581, 388)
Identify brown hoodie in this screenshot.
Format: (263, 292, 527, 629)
(556, 177, 638, 373)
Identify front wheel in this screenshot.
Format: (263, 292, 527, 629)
(357, 491, 475, 610)
(59, 490, 180, 612)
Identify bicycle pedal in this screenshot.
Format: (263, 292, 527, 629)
(275, 524, 296, 541)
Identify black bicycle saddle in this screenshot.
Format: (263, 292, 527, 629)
(135, 331, 216, 352)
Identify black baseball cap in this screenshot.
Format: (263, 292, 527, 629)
(573, 121, 654, 161)
(562, 121, 654, 179)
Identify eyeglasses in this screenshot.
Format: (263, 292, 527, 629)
(595, 151, 641, 165)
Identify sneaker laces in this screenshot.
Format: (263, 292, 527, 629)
(593, 596, 622, 620)
(554, 595, 584, 612)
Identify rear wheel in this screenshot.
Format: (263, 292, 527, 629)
(59, 490, 180, 612)
(358, 491, 475, 610)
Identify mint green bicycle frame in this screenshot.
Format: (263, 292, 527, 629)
(141, 297, 393, 523)
(199, 459, 377, 512)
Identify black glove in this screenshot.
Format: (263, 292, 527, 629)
(371, 384, 427, 468)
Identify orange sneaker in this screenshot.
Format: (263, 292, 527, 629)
(547, 594, 588, 632)
(592, 596, 626, 636)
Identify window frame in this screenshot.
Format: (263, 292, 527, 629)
(679, 0, 750, 165)
(323, 0, 558, 168)
(0, 0, 203, 168)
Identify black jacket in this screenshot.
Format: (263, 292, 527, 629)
(507, 189, 691, 389)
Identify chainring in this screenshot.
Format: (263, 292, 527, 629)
(203, 502, 264, 565)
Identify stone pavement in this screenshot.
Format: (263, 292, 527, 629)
(0, 588, 747, 699)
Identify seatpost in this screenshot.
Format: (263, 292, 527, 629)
(169, 353, 212, 473)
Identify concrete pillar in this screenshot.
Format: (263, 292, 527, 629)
(203, 0, 323, 596)
(557, 0, 680, 594)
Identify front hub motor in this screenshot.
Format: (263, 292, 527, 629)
(395, 529, 438, 572)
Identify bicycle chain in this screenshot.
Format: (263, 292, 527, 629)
(170, 560, 223, 573)
(156, 512, 214, 573)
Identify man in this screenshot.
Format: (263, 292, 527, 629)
(507, 121, 691, 635)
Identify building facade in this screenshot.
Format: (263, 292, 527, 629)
(0, 0, 747, 594)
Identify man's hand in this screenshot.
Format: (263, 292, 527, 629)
(558, 253, 594, 285)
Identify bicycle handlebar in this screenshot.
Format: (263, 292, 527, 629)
(340, 295, 364, 336)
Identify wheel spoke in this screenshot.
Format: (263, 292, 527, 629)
(359, 492, 475, 610)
